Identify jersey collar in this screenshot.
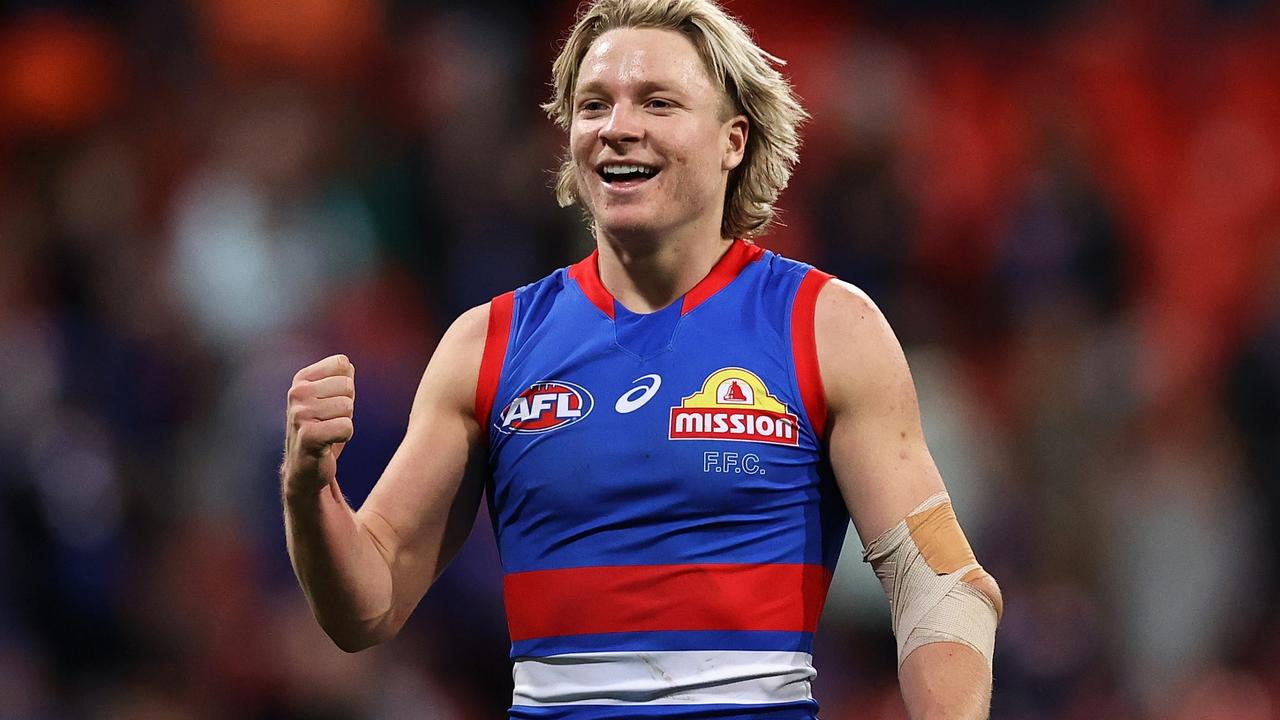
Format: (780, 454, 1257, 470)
(568, 238, 766, 320)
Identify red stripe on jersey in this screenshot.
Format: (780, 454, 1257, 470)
(503, 563, 832, 642)
(792, 269, 834, 441)
(568, 251, 615, 319)
(680, 239, 766, 316)
(474, 291, 515, 431)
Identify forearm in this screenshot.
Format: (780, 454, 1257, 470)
(898, 642, 991, 720)
(283, 477, 396, 652)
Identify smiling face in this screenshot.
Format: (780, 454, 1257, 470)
(570, 27, 747, 242)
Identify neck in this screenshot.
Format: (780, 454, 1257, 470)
(595, 221, 732, 314)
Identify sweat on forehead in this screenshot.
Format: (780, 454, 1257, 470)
(575, 27, 734, 114)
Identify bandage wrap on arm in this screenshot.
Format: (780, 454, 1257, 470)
(862, 492, 999, 668)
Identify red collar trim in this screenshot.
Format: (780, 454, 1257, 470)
(568, 251, 616, 319)
(568, 239, 765, 320)
(679, 239, 765, 315)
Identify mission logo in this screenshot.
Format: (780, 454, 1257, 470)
(499, 380, 593, 433)
(669, 367, 799, 446)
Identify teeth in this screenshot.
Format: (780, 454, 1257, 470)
(602, 164, 656, 176)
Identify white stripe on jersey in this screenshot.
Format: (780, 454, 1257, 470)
(511, 650, 815, 706)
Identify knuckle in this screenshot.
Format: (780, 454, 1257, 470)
(295, 422, 314, 445)
(290, 405, 315, 427)
(299, 422, 328, 448)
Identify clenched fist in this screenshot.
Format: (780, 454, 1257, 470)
(282, 354, 356, 499)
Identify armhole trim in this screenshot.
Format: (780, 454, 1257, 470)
(474, 291, 515, 433)
(792, 269, 834, 442)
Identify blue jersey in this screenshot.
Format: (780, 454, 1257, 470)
(475, 239, 848, 719)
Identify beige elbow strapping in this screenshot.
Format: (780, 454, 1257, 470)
(862, 492, 999, 668)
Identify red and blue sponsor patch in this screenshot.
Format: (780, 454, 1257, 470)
(499, 380, 594, 433)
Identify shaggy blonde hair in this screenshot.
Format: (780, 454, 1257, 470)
(542, 0, 808, 239)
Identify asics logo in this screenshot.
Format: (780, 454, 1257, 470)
(615, 374, 662, 414)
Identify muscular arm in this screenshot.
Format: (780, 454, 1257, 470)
(814, 280, 1002, 719)
(282, 303, 490, 652)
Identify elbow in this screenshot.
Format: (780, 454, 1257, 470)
(965, 569, 1004, 624)
(321, 614, 400, 653)
(329, 630, 381, 654)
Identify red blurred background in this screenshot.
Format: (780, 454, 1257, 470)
(2, 0, 1279, 718)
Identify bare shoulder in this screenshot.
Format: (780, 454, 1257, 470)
(813, 278, 884, 338)
(443, 302, 492, 351)
(812, 279, 912, 416)
(409, 302, 493, 422)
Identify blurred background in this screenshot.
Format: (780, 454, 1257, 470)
(2, 0, 1279, 717)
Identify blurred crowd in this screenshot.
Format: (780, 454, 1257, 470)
(2, 0, 1279, 718)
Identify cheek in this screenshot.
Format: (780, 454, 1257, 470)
(665, 134, 720, 190)
(569, 126, 596, 164)
(569, 133, 598, 196)
(677, 126, 724, 174)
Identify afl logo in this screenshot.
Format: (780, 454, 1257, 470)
(499, 381, 594, 434)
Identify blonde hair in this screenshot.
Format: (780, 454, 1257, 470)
(542, 0, 808, 239)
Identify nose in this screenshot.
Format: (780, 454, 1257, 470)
(598, 102, 644, 147)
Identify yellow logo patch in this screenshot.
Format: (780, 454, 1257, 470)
(669, 368, 799, 446)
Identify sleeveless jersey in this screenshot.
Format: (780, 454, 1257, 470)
(475, 239, 848, 719)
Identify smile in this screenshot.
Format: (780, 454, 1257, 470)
(597, 163, 661, 189)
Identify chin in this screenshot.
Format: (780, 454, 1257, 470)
(592, 207, 665, 239)
(596, 220, 670, 244)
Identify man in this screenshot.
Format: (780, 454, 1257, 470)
(281, 1, 1003, 718)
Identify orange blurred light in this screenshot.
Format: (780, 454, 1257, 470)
(198, 0, 382, 82)
(0, 12, 123, 135)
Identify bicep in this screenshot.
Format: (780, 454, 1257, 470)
(815, 280, 947, 545)
(356, 303, 491, 611)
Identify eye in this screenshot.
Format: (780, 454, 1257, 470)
(578, 99, 608, 114)
(647, 98, 674, 110)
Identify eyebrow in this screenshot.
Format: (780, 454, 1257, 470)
(573, 79, 684, 99)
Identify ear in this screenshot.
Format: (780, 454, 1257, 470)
(722, 114, 748, 172)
